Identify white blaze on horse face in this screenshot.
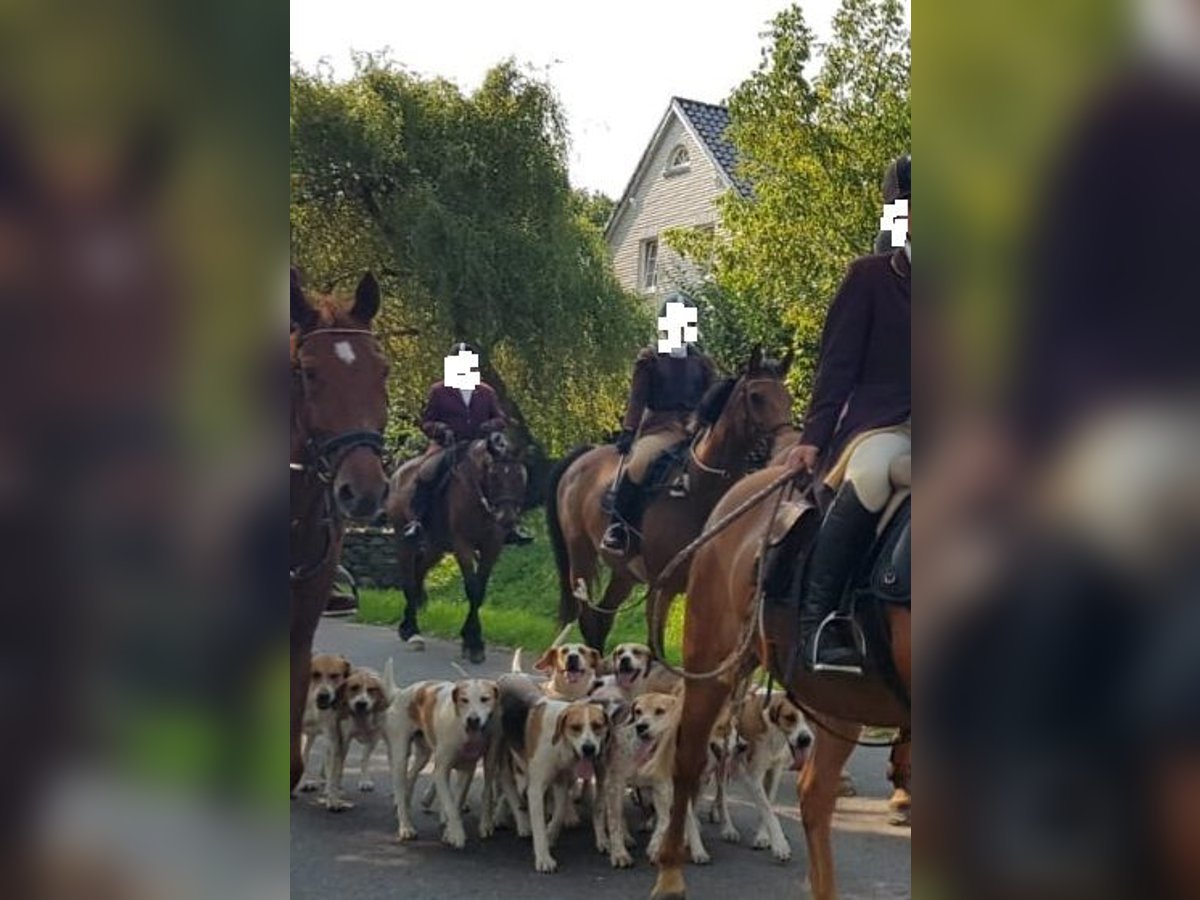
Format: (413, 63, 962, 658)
(444, 349, 481, 390)
(657, 301, 698, 355)
(334, 340, 357, 366)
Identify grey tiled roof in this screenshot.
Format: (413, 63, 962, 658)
(673, 97, 752, 197)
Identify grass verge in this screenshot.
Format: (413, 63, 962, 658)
(357, 513, 684, 663)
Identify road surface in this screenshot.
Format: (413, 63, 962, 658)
(291, 619, 910, 899)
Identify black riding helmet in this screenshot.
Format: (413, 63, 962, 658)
(883, 154, 911, 203)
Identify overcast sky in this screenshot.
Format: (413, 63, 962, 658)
(291, 0, 907, 199)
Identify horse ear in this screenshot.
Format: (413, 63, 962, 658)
(351, 271, 381, 323)
(747, 345, 763, 373)
(290, 267, 317, 331)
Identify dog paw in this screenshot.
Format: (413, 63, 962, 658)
(690, 847, 712, 865)
(324, 797, 353, 813)
(534, 854, 559, 874)
(752, 832, 771, 850)
(442, 824, 467, 849)
(395, 825, 418, 842)
(357, 779, 375, 792)
(610, 849, 635, 869)
(298, 780, 320, 793)
(479, 820, 495, 840)
(646, 839, 662, 863)
(771, 843, 792, 863)
(721, 826, 742, 844)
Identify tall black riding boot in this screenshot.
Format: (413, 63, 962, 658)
(602, 477, 643, 556)
(799, 482, 879, 675)
(402, 478, 433, 542)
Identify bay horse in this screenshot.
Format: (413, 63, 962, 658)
(290, 268, 391, 792)
(547, 349, 793, 652)
(650, 462, 911, 900)
(385, 434, 527, 663)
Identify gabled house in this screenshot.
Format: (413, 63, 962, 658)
(604, 97, 750, 299)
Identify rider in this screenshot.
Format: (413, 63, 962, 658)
(402, 342, 531, 544)
(602, 292, 717, 556)
(788, 154, 912, 676)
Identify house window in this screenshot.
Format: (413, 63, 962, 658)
(640, 238, 659, 290)
(664, 144, 690, 176)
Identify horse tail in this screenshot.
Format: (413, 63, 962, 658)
(546, 444, 594, 626)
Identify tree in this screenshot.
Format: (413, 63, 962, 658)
(290, 54, 649, 460)
(665, 0, 909, 404)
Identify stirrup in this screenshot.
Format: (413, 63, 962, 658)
(809, 611, 866, 675)
(668, 472, 689, 498)
(602, 525, 629, 555)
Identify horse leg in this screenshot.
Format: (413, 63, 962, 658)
(396, 545, 424, 642)
(650, 677, 731, 900)
(580, 570, 635, 653)
(455, 542, 492, 664)
(888, 730, 911, 826)
(800, 719, 860, 900)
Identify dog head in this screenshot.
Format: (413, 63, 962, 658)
(535, 643, 600, 696)
(609, 642, 653, 690)
(341, 668, 388, 717)
(766, 695, 814, 770)
(553, 701, 609, 777)
(451, 678, 499, 734)
(309, 654, 352, 710)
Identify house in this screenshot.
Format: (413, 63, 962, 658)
(604, 97, 750, 299)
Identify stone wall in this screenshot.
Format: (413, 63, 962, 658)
(341, 526, 399, 589)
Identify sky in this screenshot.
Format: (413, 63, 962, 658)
(290, 0, 908, 200)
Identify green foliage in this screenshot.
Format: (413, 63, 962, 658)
(291, 54, 649, 455)
(664, 0, 909, 407)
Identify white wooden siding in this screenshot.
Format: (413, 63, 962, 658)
(607, 114, 724, 299)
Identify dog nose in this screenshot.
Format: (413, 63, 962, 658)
(581, 743, 597, 758)
(796, 731, 813, 748)
(636, 721, 649, 736)
(466, 714, 481, 730)
(316, 692, 333, 709)
(618, 658, 632, 672)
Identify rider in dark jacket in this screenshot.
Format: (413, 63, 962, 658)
(603, 293, 716, 555)
(788, 155, 912, 676)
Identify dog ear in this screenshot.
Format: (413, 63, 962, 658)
(768, 697, 782, 725)
(340, 657, 352, 679)
(642, 654, 653, 680)
(552, 710, 569, 745)
(369, 683, 387, 711)
(533, 647, 558, 673)
(585, 647, 601, 671)
(452, 684, 463, 706)
(334, 680, 348, 707)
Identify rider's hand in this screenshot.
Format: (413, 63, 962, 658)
(439, 426, 456, 446)
(787, 443, 820, 474)
(615, 428, 635, 455)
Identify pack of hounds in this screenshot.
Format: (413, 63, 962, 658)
(300, 640, 815, 873)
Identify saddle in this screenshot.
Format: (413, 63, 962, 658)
(601, 439, 690, 513)
(761, 458, 911, 690)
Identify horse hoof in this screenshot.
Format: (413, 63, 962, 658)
(398, 622, 420, 642)
(464, 646, 486, 664)
(407, 636, 426, 652)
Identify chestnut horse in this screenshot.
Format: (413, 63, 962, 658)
(290, 269, 390, 792)
(650, 463, 911, 900)
(385, 435, 527, 662)
(547, 349, 793, 652)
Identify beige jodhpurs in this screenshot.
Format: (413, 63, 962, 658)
(824, 425, 911, 512)
(625, 422, 689, 484)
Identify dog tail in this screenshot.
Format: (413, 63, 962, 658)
(511, 647, 524, 674)
(382, 656, 400, 703)
(546, 443, 594, 626)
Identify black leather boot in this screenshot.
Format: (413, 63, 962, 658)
(601, 477, 643, 556)
(402, 478, 433, 542)
(799, 482, 879, 675)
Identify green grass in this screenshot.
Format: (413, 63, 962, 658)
(358, 512, 684, 662)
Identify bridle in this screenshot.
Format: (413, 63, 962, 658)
(451, 442, 525, 521)
(290, 327, 386, 581)
(690, 375, 792, 479)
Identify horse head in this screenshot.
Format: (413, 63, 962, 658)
(466, 436, 527, 530)
(290, 268, 390, 521)
(700, 346, 794, 450)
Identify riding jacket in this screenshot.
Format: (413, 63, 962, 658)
(802, 249, 911, 466)
(622, 346, 717, 435)
(421, 381, 507, 443)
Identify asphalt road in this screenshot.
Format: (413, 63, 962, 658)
(291, 618, 910, 899)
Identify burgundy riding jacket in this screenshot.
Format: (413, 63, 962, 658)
(420, 382, 507, 442)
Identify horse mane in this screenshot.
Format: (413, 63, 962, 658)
(696, 377, 737, 426)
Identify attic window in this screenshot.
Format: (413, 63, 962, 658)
(664, 144, 690, 176)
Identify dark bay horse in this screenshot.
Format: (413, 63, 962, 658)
(385, 435, 527, 663)
(547, 349, 793, 652)
(290, 269, 391, 792)
(650, 462, 911, 900)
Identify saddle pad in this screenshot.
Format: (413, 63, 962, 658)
(643, 440, 689, 493)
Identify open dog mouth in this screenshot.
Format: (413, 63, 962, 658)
(565, 670, 586, 684)
(634, 732, 659, 767)
(616, 669, 638, 688)
(458, 733, 487, 763)
(790, 745, 810, 771)
(574, 754, 596, 780)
